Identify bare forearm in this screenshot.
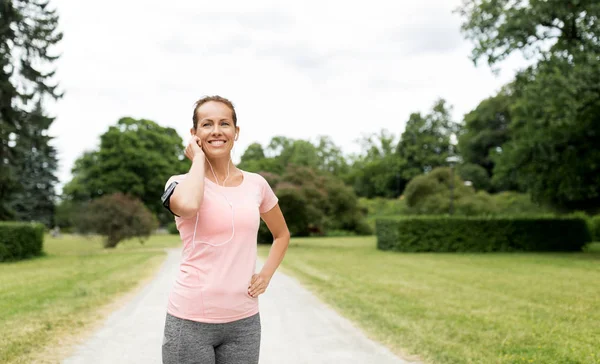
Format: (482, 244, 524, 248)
(260, 235, 290, 279)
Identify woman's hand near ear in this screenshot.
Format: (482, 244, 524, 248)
(185, 136, 205, 161)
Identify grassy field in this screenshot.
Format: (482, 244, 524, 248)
(0, 233, 181, 364)
(259, 237, 600, 364)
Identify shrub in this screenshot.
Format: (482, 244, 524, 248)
(167, 222, 178, 235)
(404, 167, 481, 215)
(490, 191, 551, 215)
(358, 197, 408, 217)
(403, 168, 550, 216)
(457, 163, 491, 191)
(454, 191, 498, 216)
(257, 220, 273, 244)
(54, 199, 83, 229)
(75, 193, 158, 248)
(590, 215, 600, 242)
(376, 216, 591, 252)
(0, 222, 45, 262)
(257, 166, 370, 239)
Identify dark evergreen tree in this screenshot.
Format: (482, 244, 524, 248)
(0, 0, 62, 222)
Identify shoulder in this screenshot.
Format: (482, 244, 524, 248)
(241, 170, 270, 187)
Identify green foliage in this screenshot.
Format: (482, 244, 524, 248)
(239, 137, 370, 237)
(456, 163, 491, 191)
(458, 0, 600, 66)
(347, 130, 406, 198)
(358, 197, 408, 218)
(404, 167, 479, 214)
(0, 1, 62, 221)
(459, 0, 600, 213)
(403, 167, 550, 216)
(54, 199, 82, 229)
(493, 54, 600, 212)
(490, 191, 551, 215)
(396, 99, 459, 182)
(275, 182, 317, 236)
(376, 216, 591, 252)
(75, 193, 158, 248)
(0, 222, 45, 262)
(254, 166, 370, 239)
(239, 135, 349, 176)
(590, 215, 600, 242)
(62, 117, 188, 225)
(457, 89, 513, 189)
(167, 222, 178, 235)
(257, 220, 273, 244)
(6, 103, 60, 227)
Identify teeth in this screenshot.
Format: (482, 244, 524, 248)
(209, 141, 225, 146)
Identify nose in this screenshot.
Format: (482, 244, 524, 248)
(210, 125, 223, 136)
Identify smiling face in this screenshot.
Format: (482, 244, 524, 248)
(191, 101, 239, 158)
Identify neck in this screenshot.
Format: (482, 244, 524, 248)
(205, 155, 235, 184)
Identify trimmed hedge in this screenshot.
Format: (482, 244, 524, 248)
(0, 222, 45, 262)
(376, 216, 591, 252)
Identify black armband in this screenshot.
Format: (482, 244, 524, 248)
(161, 181, 180, 217)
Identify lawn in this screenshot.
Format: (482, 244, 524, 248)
(259, 237, 600, 364)
(0, 233, 181, 364)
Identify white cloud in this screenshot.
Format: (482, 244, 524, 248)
(47, 0, 532, 193)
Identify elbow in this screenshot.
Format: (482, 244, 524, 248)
(182, 203, 202, 218)
(277, 229, 291, 242)
(174, 199, 203, 219)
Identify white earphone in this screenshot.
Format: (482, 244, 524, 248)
(189, 154, 236, 250)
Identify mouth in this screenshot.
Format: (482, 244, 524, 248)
(207, 140, 227, 147)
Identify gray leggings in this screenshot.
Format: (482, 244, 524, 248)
(162, 312, 261, 364)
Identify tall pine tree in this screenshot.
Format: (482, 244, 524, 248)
(0, 0, 62, 223)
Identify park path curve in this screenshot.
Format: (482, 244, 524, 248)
(63, 248, 416, 364)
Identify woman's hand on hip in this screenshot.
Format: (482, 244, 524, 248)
(248, 273, 270, 298)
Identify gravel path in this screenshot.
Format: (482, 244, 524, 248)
(63, 248, 415, 363)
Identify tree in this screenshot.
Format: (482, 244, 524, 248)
(457, 87, 512, 178)
(7, 102, 59, 225)
(255, 165, 371, 241)
(240, 142, 265, 163)
(492, 55, 600, 212)
(459, 0, 600, 212)
(458, 0, 600, 67)
(457, 163, 491, 191)
(403, 167, 494, 216)
(62, 118, 188, 225)
(239, 135, 349, 176)
(396, 99, 458, 182)
(346, 130, 406, 198)
(0, 0, 62, 220)
(76, 193, 158, 248)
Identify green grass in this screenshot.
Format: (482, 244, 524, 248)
(0, 233, 181, 364)
(259, 237, 600, 364)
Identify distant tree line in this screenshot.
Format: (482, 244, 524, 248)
(2, 0, 599, 239)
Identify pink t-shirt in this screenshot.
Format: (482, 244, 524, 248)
(164, 170, 278, 323)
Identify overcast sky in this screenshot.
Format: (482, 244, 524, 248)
(47, 0, 529, 193)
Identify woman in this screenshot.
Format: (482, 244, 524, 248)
(161, 95, 290, 364)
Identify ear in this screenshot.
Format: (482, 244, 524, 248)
(190, 127, 196, 136)
(235, 127, 240, 141)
